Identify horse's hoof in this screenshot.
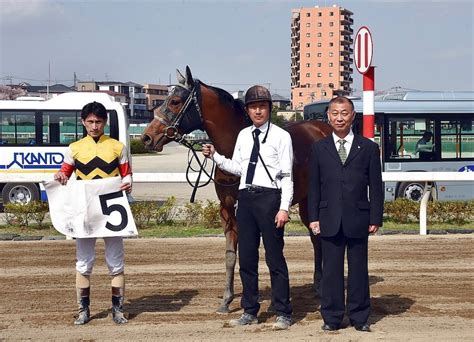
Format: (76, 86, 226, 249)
(216, 305, 230, 314)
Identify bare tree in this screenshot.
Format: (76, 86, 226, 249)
(0, 85, 26, 100)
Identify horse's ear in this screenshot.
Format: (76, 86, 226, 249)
(185, 66, 194, 89)
(176, 69, 186, 85)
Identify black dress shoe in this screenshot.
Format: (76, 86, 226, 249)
(354, 324, 371, 332)
(321, 323, 339, 331)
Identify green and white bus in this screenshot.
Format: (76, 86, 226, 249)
(0, 92, 129, 204)
(304, 91, 474, 201)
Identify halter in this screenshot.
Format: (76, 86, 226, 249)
(153, 80, 239, 202)
(154, 81, 204, 142)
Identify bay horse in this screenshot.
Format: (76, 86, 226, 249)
(142, 66, 332, 313)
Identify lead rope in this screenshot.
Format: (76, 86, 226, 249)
(180, 139, 239, 203)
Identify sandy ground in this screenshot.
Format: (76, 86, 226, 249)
(0, 235, 473, 341)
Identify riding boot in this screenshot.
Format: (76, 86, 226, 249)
(111, 286, 128, 324)
(74, 287, 90, 325)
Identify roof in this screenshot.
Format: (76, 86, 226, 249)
(375, 90, 474, 101)
(124, 81, 143, 87)
(84, 90, 127, 97)
(23, 83, 74, 93)
(38, 84, 75, 93)
(271, 93, 290, 102)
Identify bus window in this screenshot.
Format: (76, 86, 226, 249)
(0, 111, 36, 145)
(386, 117, 435, 160)
(42, 111, 82, 145)
(441, 119, 474, 159)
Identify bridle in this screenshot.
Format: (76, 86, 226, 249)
(153, 80, 239, 202)
(154, 81, 204, 142)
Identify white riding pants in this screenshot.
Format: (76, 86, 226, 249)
(75, 237, 124, 276)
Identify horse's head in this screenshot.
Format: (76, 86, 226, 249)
(142, 66, 203, 152)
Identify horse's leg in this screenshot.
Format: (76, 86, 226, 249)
(298, 199, 322, 296)
(216, 203, 238, 313)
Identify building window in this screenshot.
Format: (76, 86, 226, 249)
(306, 73, 311, 77)
(306, 33, 310, 37)
(317, 32, 322, 37)
(329, 52, 333, 57)
(318, 12, 322, 17)
(317, 83, 322, 87)
(306, 43, 310, 47)
(329, 22, 334, 27)
(329, 42, 333, 47)
(317, 73, 322, 77)
(317, 53, 322, 57)
(306, 23, 311, 27)
(329, 12, 334, 16)
(329, 32, 334, 37)
(322, 91, 327, 96)
(317, 42, 322, 47)
(317, 22, 322, 27)
(306, 63, 310, 67)
(306, 12, 310, 17)
(317, 63, 321, 67)
(329, 72, 333, 77)
(329, 62, 333, 67)
(299, 92, 303, 96)
(306, 53, 310, 57)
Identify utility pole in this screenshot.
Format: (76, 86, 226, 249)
(47, 61, 50, 99)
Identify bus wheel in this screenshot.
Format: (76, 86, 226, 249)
(2, 183, 39, 205)
(397, 182, 429, 202)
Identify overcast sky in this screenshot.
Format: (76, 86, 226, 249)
(0, 0, 472, 97)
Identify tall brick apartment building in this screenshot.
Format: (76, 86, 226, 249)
(291, 5, 354, 109)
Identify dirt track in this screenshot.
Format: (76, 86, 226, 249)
(0, 235, 473, 341)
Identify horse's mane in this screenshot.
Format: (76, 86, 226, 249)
(200, 81, 251, 125)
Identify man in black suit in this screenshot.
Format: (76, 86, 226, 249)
(308, 96, 383, 332)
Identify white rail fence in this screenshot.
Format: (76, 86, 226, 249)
(1, 172, 473, 235)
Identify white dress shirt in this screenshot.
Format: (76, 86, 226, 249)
(332, 130, 354, 155)
(213, 121, 294, 211)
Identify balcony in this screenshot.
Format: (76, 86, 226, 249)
(339, 56, 353, 65)
(132, 92, 146, 100)
(133, 104, 147, 111)
(340, 15, 354, 25)
(340, 35, 353, 45)
(340, 26, 354, 35)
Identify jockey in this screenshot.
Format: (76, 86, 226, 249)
(54, 101, 132, 325)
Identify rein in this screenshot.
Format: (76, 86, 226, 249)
(155, 82, 239, 202)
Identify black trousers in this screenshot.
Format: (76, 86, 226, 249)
(236, 189, 292, 317)
(320, 227, 370, 326)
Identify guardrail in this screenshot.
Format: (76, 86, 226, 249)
(1, 172, 472, 235)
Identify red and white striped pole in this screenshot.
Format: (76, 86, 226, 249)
(362, 66, 375, 140)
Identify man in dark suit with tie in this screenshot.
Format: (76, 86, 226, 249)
(308, 96, 383, 332)
(202, 85, 294, 330)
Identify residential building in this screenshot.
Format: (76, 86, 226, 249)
(143, 84, 168, 111)
(272, 94, 291, 110)
(291, 5, 354, 109)
(76, 81, 149, 122)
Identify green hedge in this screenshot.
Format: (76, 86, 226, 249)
(384, 199, 474, 225)
(3, 198, 473, 230)
(130, 139, 148, 154)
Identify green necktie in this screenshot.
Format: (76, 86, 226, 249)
(338, 139, 347, 163)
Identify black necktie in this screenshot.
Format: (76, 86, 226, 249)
(245, 129, 261, 185)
